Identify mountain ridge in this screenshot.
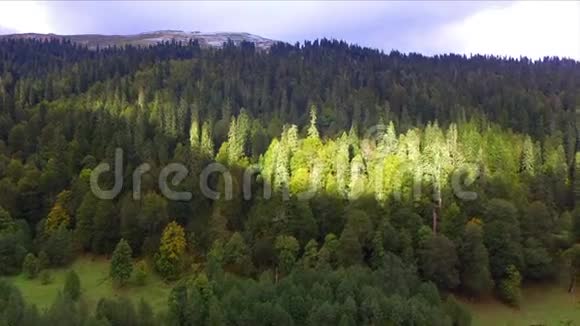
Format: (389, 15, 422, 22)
(0, 30, 280, 50)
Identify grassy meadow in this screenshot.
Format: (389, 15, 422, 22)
(6, 256, 580, 325)
(5, 256, 172, 312)
(465, 285, 580, 326)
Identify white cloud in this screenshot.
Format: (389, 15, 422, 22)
(442, 1, 580, 59)
(0, 1, 51, 33)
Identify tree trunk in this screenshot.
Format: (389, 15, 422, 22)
(568, 274, 576, 293)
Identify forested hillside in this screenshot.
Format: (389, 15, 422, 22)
(0, 38, 579, 325)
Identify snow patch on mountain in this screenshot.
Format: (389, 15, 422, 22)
(0, 30, 280, 50)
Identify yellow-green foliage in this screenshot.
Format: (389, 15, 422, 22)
(159, 222, 186, 260)
(44, 191, 72, 235)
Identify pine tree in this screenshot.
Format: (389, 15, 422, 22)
(209, 206, 230, 244)
(420, 235, 460, 290)
(110, 239, 133, 287)
(44, 191, 72, 235)
(317, 233, 339, 269)
(446, 123, 462, 166)
(338, 226, 363, 267)
(459, 220, 494, 296)
(349, 154, 366, 200)
(177, 97, 189, 137)
(275, 235, 299, 275)
(162, 100, 177, 137)
(201, 121, 215, 158)
(160, 223, 186, 260)
(91, 200, 115, 254)
(335, 134, 350, 197)
(521, 136, 535, 175)
(236, 109, 251, 157)
(45, 224, 74, 267)
(155, 221, 186, 280)
(274, 141, 290, 195)
(498, 265, 522, 307)
(63, 270, 81, 301)
(227, 117, 245, 164)
(75, 192, 96, 251)
(207, 239, 225, 280)
(370, 230, 385, 268)
(285, 124, 299, 153)
(22, 253, 39, 279)
(302, 239, 319, 269)
(307, 105, 319, 139)
(44, 203, 70, 235)
(0, 206, 17, 234)
(380, 121, 398, 155)
(224, 232, 253, 275)
(189, 109, 200, 149)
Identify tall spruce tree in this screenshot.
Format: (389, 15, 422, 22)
(110, 239, 133, 287)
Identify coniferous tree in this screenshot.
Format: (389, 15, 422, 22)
(22, 253, 39, 279)
(307, 105, 319, 140)
(201, 120, 215, 158)
(75, 192, 97, 251)
(110, 239, 133, 287)
(459, 220, 494, 296)
(44, 191, 72, 235)
(484, 199, 523, 280)
(275, 235, 299, 276)
(498, 265, 522, 307)
(44, 224, 74, 267)
(155, 221, 186, 280)
(337, 226, 363, 267)
(521, 136, 535, 175)
(189, 109, 200, 149)
(348, 154, 366, 200)
(317, 233, 339, 269)
(224, 232, 253, 275)
(302, 239, 319, 269)
(63, 270, 81, 301)
(420, 235, 460, 290)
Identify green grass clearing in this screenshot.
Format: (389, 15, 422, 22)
(464, 285, 580, 326)
(9, 257, 580, 325)
(5, 256, 173, 312)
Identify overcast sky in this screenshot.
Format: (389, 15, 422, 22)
(0, 1, 578, 59)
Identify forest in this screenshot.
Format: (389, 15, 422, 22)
(0, 38, 579, 325)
